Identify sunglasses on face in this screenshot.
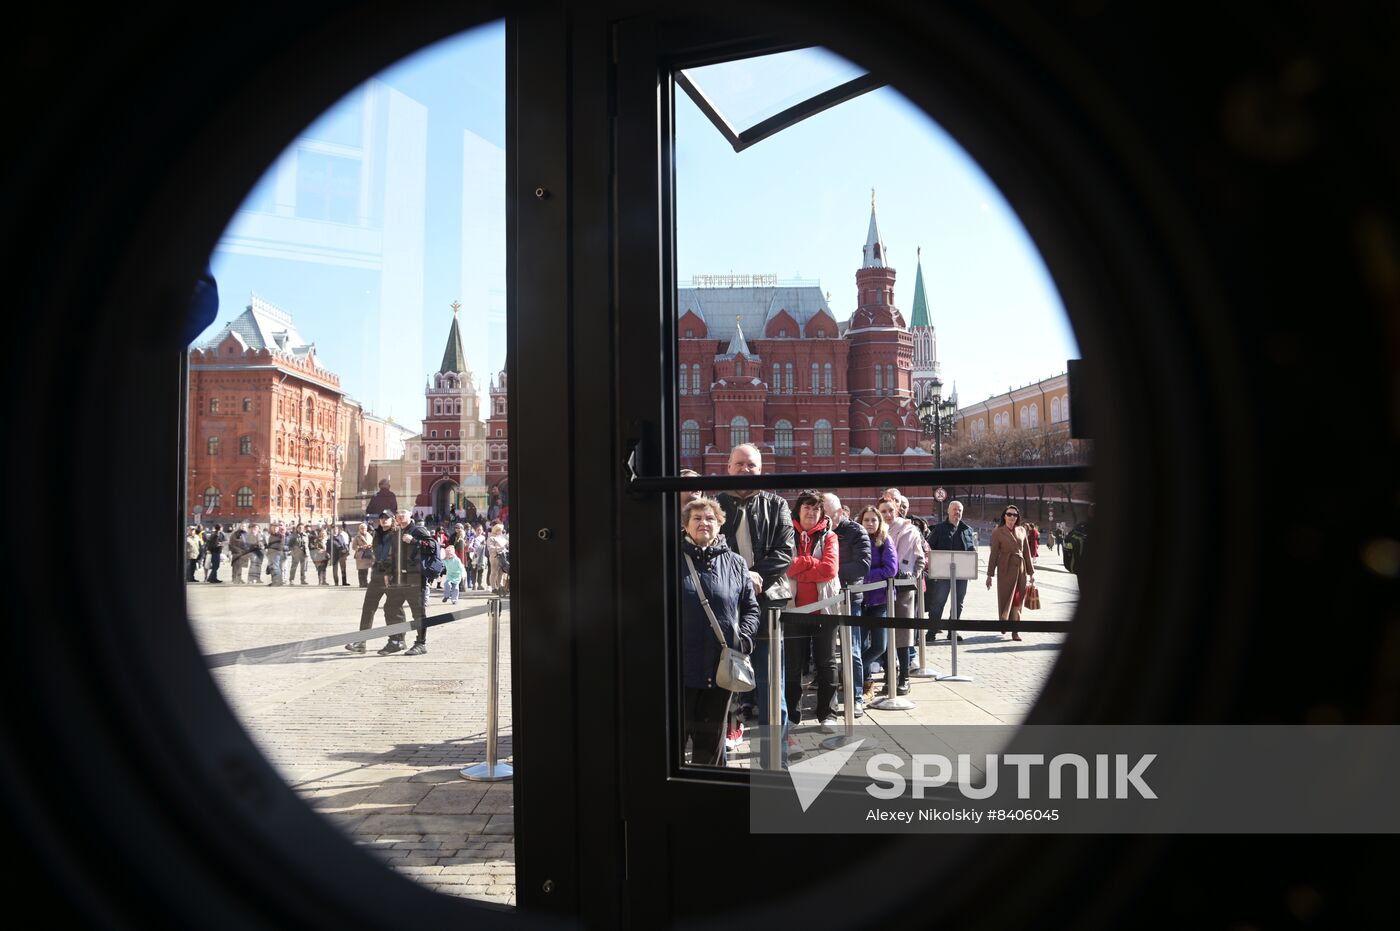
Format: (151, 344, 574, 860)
(1005, 512, 1019, 518)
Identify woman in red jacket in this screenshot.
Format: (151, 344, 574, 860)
(785, 490, 841, 732)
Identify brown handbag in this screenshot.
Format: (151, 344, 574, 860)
(1023, 583, 1041, 610)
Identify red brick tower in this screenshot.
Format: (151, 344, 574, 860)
(846, 192, 918, 458)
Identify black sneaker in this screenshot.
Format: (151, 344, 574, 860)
(404, 643, 427, 656)
(377, 640, 404, 656)
(345, 642, 366, 653)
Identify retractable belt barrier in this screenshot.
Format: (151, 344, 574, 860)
(765, 578, 1072, 768)
(203, 601, 495, 669)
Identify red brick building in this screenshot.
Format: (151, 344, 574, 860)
(187, 297, 359, 526)
(679, 203, 947, 510)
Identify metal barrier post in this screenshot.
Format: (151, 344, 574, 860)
(909, 579, 937, 678)
(822, 589, 875, 750)
(935, 558, 973, 683)
(461, 597, 514, 781)
(869, 577, 915, 710)
(766, 606, 782, 771)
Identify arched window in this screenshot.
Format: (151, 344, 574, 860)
(735, 362, 743, 377)
(810, 363, 819, 392)
(679, 364, 688, 395)
(816, 327, 826, 338)
(203, 486, 220, 511)
(430, 430, 437, 438)
(1029, 404, 1039, 427)
(1051, 397, 1061, 422)
(692, 364, 701, 392)
(824, 363, 833, 394)
(209, 397, 219, 414)
(445, 429, 453, 438)
(685, 328, 694, 338)
(729, 416, 749, 447)
(455, 399, 462, 415)
(207, 436, 219, 457)
(886, 365, 895, 395)
(435, 399, 442, 415)
(236, 486, 253, 509)
(874, 364, 882, 394)
(239, 435, 252, 455)
(275, 436, 283, 458)
(1020, 405, 1028, 426)
(275, 485, 283, 508)
(242, 397, 252, 412)
(305, 397, 314, 423)
(773, 420, 793, 455)
(772, 363, 780, 393)
(814, 419, 833, 456)
(316, 489, 323, 512)
(681, 420, 700, 455)
(879, 419, 897, 454)
(1062, 394, 1070, 421)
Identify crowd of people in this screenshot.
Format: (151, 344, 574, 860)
(184, 504, 512, 658)
(678, 443, 1045, 770)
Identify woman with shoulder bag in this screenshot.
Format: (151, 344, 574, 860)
(680, 497, 760, 767)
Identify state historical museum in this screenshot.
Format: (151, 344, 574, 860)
(679, 202, 944, 482)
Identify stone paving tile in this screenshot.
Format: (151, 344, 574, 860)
(191, 555, 1072, 905)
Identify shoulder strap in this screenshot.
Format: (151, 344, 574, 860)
(684, 553, 729, 648)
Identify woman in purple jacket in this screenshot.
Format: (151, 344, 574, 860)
(855, 505, 898, 707)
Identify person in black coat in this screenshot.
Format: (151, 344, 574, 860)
(926, 500, 977, 641)
(680, 497, 759, 767)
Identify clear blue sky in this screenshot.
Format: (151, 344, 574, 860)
(202, 28, 1076, 424)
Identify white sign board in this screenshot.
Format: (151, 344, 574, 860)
(926, 549, 978, 580)
(934, 487, 947, 501)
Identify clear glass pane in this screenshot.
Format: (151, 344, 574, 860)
(674, 49, 1089, 773)
(184, 22, 516, 907)
(679, 46, 867, 132)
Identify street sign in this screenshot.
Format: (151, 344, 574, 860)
(1049, 506, 1055, 520)
(934, 487, 947, 502)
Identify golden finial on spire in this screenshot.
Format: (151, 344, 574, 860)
(451, 300, 461, 315)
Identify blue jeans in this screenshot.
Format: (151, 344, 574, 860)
(928, 578, 969, 635)
(861, 603, 888, 677)
(443, 578, 460, 602)
(751, 636, 789, 769)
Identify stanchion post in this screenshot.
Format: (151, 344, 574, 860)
(936, 555, 972, 683)
(869, 577, 916, 710)
(766, 606, 782, 771)
(823, 589, 876, 751)
(461, 596, 514, 781)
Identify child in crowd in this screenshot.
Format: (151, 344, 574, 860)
(441, 546, 465, 604)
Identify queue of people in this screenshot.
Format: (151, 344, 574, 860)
(679, 443, 1041, 770)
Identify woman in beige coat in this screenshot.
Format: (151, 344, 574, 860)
(986, 504, 1035, 640)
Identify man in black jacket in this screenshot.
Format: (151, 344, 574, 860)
(716, 443, 794, 767)
(384, 510, 435, 656)
(202, 525, 227, 582)
(925, 500, 976, 642)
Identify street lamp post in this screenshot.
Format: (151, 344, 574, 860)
(917, 376, 958, 516)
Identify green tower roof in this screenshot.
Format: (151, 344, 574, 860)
(439, 310, 469, 375)
(909, 251, 931, 329)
